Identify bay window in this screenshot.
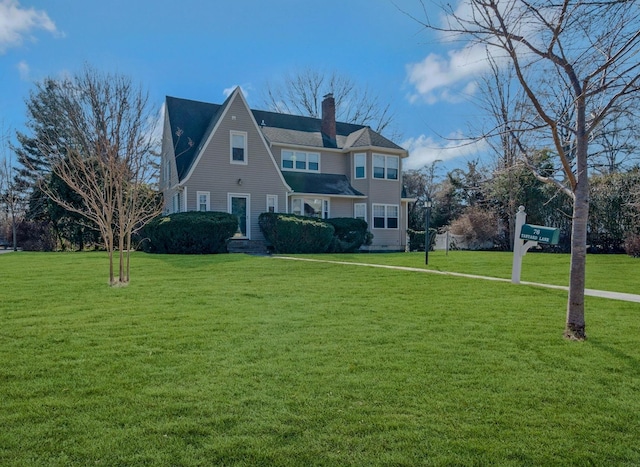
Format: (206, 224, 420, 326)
(373, 154, 399, 180)
(291, 197, 329, 219)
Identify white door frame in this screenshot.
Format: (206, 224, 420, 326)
(228, 193, 251, 238)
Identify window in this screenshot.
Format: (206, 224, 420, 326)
(373, 154, 399, 180)
(172, 192, 181, 213)
(354, 153, 366, 179)
(266, 195, 278, 213)
(281, 150, 320, 172)
(197, 191, 210, 212)
(230, 131, 247, 164)
(354, 203, 367, 222)
(163, 159, 171, 186)
(291, 197, 329, 219)
(372, 204, 399, 229)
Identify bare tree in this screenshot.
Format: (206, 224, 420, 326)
(589, 109, 638, 174)
(0, 126, 24, 251)
(262, 68, 396, 137)
(411, 0, 640, 340)
(25, 66, 162, 285)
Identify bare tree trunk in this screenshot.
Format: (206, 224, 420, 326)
(11, 211, 17, 251)
(566, 192, 588, 339)
(565, 99, 589, 339)
(125, 230, 132, 283)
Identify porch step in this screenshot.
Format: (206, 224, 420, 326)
(226, 238, 270, 255)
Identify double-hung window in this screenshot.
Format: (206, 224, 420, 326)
(372, 204, 399, 229)
(373, 154, 399, 180)
(172, 192, 181, 213)
(354, 153, 366, 179)
(197, 191, 210, 212)
(282, 150, 320, 172)
(266, 195, 278, 213)
(163, 159, 171, 186)
(230, 131, 247, 164)
(354, 203, 367, 222)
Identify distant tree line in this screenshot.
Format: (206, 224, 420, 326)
(404, 158, 640, 255)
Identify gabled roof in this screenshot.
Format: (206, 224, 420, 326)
(282, 172, 365, 197)
(165, 93, 406, 181)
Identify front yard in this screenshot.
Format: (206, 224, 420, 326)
(1, 252, 638, 465)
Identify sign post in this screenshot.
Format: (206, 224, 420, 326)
(511, 206, 560, 284)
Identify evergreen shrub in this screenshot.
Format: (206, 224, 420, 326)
(325, 218, 372, 253)
(259, 213, 335, 254)
(141, 212, 238, 254)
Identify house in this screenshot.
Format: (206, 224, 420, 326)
(160, 87, 412, 251)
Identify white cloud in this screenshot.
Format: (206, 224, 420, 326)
(402, 132, 489, 170)
(223, 84, 251, 101)
(0, 0, 58, 53)
(16, 59, 29, 80)
(406, 43, 491, 105)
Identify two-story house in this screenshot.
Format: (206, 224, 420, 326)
(161, 87, 411, 251)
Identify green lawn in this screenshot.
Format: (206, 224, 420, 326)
(1, 251, 639, 465)
(305, 250, 640, 295)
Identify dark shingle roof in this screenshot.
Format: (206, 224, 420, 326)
(165, 95, 405, 181)
(282, 172, 365, 197)
(166, 96, 222, 180)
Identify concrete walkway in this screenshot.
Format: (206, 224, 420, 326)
(274, 256, 640, 304)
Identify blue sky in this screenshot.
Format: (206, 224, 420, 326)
(0, 0, 492, 171)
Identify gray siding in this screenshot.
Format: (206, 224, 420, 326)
(350, 151, 408, 251)
(182, 93, 289, 240)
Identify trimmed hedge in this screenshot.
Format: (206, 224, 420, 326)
(325, 217, 372, 253)
(259, 213, 335, 254)
(140, 211, 238, 254)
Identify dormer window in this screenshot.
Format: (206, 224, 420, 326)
(281, 150, 320, 172)
(230, 131, 247, 165)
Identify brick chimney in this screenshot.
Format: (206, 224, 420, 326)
(321, 93, 336, 141)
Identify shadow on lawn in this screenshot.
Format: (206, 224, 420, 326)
(137, 251, 252, 269)
(589, 338, 640, 376)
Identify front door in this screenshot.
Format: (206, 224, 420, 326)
(229, 194, 250, 238)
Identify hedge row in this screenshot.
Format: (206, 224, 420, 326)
(140, 212, 238, 254)
(259, 213, 371, 254)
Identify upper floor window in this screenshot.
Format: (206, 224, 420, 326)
(373, 154, 399, 180)
(282, 150, 320, 172)
(354, 153, 366, 179)
(231, 131, 247, 164)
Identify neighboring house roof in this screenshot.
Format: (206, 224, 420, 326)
(165, 95, 406, 182)
(282, 172, 365, 197)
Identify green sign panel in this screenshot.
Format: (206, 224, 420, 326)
(520, 224, 560, 245)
